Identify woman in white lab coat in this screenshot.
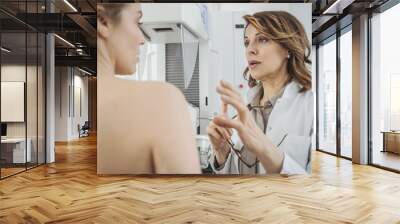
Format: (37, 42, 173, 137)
(208, 11, 313, 175)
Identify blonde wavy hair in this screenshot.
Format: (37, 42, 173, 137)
(243, 11, 311, 92)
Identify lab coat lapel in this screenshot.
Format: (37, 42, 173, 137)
(266, 81, 302, 146)
(244, 81, 303, 173)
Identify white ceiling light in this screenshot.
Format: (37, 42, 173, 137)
(78, 67, 93, 76)
(63, 0, 78, 12)
(1, 47, 11, 53)
(54, 34, 75, 48)
(76, 48, 85, 55)
(323, 0, 354, 15)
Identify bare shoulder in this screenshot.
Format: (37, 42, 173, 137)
(137, 82, 199, 173)
(138, 81, 187, 111)
(130, 81, 189, 134)
(124, 80, 191, 147)
(153, 82, 184, 99)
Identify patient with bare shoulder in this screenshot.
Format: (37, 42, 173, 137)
(97, 3, 201, 174)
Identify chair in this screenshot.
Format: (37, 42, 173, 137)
(79, 121, 90, 138)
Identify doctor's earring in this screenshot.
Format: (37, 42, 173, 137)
(286, 53, 290, 59)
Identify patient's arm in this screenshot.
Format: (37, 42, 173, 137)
(150, 83, 201, 174)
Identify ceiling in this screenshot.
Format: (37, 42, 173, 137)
(311, 0, 391, 44)
(1, 0, 396, 74)
(0, 0, 96, 74)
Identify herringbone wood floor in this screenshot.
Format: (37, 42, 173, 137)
(1, 134, 400, 223)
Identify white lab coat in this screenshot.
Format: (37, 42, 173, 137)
(210, 80, 314, 175)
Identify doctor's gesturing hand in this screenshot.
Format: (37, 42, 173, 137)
(206, 105, 233, 167)
(212, 80, 285, 173)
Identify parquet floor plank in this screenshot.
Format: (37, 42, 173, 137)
(0, 135, 399, 223)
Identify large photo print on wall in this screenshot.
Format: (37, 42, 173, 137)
(97, 3, 313, 175)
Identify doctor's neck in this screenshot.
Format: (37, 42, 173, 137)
(260, 67, 290, 99)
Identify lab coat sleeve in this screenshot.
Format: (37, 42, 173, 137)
(210, 146, 238, 174)
(279, 135, 312, 175)
(209, 130, 243, 174)
(280, 152, 309, 175)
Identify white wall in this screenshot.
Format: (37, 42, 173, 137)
(1, 64, 46, 163)
(156, 44, 166, 81)
(199, 41, 209, 134)
(204, 10, 237, 124)
(72, 74, 89, 138)
(218, 3, 312, 42)
(1, 65, 37, 138)
(55, 67, 69, 141)
(1, 65, 26, 142)
(55, 67, 89, 141)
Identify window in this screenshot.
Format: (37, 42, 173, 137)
(340, 27, 352, 158)
(371, 2, 400, 171)
(318, 36, 337, 155)
(0, 1, 46, 179)
(390, 74, 400, 130)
